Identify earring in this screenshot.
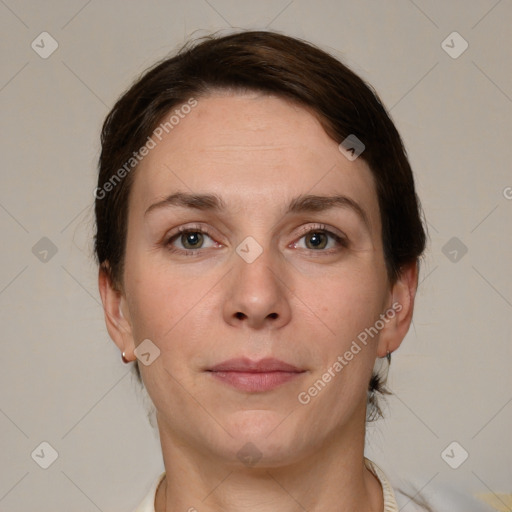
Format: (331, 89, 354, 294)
(122, 352, 129, 364)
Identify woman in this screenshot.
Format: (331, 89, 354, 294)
(94, 30, 484, 512)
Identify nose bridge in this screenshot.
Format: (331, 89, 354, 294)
(234, 235, 281, 300)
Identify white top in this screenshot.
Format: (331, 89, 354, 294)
(134, 457, 400, 512)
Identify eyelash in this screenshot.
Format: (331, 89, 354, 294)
(164, 223, 348, 257)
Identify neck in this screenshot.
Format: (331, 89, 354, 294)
(155, 410, 383, 512)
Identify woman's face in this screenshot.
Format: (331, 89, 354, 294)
(108, 92, 409, 466)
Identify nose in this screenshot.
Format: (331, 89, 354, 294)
(222, 244, 292, 330)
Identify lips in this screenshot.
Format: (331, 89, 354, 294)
(208, 357, 303, 373)
(207, 357, 306, 393)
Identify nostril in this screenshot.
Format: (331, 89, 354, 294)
(233, 312, 278, 320)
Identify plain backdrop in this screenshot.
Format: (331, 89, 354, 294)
(0, 1, 511, 511)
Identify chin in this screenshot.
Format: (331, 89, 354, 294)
(212, 410, 307, 466)
(226, 408, 293, 437)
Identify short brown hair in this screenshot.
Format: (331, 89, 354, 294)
(95, 30, 426, 421)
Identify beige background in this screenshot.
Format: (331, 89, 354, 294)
(1, 1, 511, 510)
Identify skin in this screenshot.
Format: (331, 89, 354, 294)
(99, 91, 418, 512)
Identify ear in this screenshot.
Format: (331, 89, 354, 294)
(376, 261, 419, 358)
(98, 265, 136, 362)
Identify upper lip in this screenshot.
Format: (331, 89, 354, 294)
(207, 357, 304, 373)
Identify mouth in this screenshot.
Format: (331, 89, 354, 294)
(206, 357, 306, 393)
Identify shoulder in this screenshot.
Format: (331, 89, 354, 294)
(392, 478, 491, 512)
(133, 472, 165, 512)
(365, 457, 489, 512)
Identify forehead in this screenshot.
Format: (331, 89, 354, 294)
(131, 92, 379, 225)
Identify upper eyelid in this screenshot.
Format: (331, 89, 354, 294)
(167, 222, 342, 236)
(165, 224, 216, 242)
(165, 223, 346, 246)
(294, 223, 345, 239)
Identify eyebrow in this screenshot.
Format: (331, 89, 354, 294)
(145, 191, 370, 229)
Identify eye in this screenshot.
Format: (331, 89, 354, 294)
(164, 225, 219, 255)
(293, 224, 348, 252)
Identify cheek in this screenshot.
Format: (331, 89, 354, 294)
(124, 252, 222, 372)
(294, 270, 384, 420)
(297, 266, 387, 351)
(127, 271, 192, 338)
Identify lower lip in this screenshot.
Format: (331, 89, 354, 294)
(208, 371, 304, 392)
